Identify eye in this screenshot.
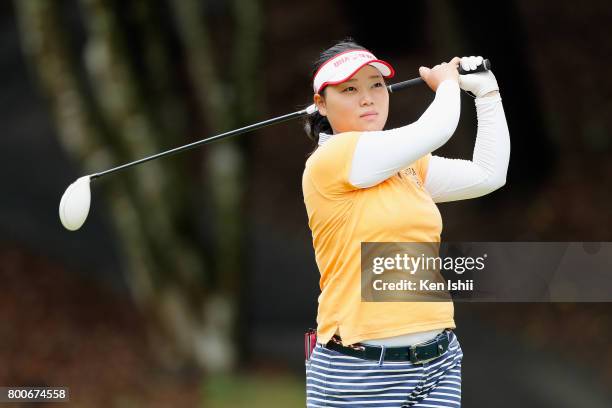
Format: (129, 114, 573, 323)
(373, 82, 384, 88)
(342, 86, 356, 93)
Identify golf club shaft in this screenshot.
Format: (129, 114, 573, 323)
(91, 109, 308, 180)
(91, 58, 491, 180)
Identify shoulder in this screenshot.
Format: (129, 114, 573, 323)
(306, 131, 362, 167)
(303, 131, 363, 197)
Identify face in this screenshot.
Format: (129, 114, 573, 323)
(314, 64, 389, 134)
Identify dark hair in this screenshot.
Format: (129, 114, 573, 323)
(303, 37, 369, 149)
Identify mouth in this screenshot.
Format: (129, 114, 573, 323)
(360, 111, 378, 119)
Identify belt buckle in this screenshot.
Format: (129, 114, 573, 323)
(410, 339, 444, 364)
(330, 336, 365, 351)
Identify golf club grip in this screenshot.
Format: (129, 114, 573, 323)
(387, 58, 491, 93)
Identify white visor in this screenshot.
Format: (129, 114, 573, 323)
(313, 49, 395, 94)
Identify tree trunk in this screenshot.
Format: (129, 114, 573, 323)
(169, 0, 264, 366)
(16, 0, 215, 373)
(15, 0, 263, 374)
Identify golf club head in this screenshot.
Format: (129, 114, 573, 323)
(59, 176, 91, 231)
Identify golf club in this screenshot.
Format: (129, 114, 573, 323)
(59, 59, 491, 231)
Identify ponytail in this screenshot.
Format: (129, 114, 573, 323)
(303, 106, 332, 148)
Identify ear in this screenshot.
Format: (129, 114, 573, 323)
(314, 94, 327, 116)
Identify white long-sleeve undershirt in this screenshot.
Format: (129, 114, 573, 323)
(423, 93, 510, 202)
(318, 81, 510, 202)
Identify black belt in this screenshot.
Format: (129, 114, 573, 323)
(325, 329, 451, 364)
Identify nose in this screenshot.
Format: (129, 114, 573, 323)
(360, 91, 374, 106)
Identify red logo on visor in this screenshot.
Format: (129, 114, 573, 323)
(332, 52, 374, 68)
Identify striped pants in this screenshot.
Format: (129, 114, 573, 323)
(305, 329, 463, 407)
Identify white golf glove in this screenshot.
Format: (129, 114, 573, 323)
(458, 56, 498, 98)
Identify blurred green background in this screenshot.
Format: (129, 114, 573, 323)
(1, 0, 611, 406)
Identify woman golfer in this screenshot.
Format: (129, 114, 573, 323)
(302, 38, 510, 407)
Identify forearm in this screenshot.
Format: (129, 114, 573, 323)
(424, 93, 510, 202)
(472, 92, 510, 187)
